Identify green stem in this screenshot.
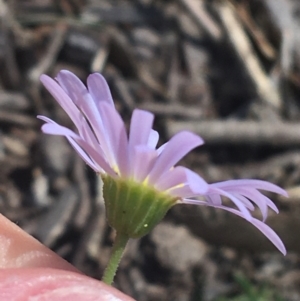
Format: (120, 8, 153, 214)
(102, 232, 129, 285)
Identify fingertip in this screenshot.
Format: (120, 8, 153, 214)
(0, 214, 78, 272)
(0, 268, 135, 301)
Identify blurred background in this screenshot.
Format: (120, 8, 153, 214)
(0, 0, 300, 300)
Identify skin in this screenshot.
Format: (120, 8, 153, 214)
(0, 214, 135, 301)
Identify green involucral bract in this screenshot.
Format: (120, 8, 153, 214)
(101, 175, 179, 238)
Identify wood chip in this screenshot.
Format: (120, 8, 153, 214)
(167, 120, 300, 146)
(216, 1, 282, 109)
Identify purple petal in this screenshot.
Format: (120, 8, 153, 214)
(67, 137, 99, 172)
(38, 113, 100, 159)
(250, 218, 286, 255)
(40, 75, 82, 129)
(148, 131, 204, 185)
(155, 167, 208, 196)
(216, 206, 286, 255)
(168, 185, 201, 198)
(227, 187, 269, 221)
(39, 116, 100, 171)
(186, 169, 209, 194)
(56, 71, 109, 151)
(211, 180, 282, 218)
(230, 193, 255, 211)
(212, 180, 288, 197)
(205, 194, 222, 206)
(129, 109, 154, 149)
(132, 146, 157, 182)
(56, 70, 113, 164)
(155, 166, 188, 191)
(38, 115, 56, 124)
(98, 103, 129, 177)
(148, 130, 159, 149)
(128, 109, 154, 173)
(40, 119, 116, 176)
(180, 200, 286, 255)
(79, 115, 102, 152)
(265, 198, 279, 214)
(41, 122, 100, 172)
(182, 199, 214, 206)
(207, 187, 252, 220)
(87, 73, 114, 107)
(156, 142, 167, 155)
(56, 70, 87, 107)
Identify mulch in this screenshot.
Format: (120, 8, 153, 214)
(1, 0, 300, 300)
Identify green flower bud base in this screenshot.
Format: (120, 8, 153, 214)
(101, 175, 179, 285)
(101, 174, 179, 239)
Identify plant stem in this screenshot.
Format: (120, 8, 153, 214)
(102, 232, 129, 285)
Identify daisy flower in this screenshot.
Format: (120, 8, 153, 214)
(38, 70, 287, 257)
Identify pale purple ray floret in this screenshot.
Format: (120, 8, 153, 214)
(38, 70, 288, 255)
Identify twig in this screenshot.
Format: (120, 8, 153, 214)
(28, 23, 68, 83)
(216, 1, 282, 109)
(139, 102, 204, 119)
(91, 47, 108, 72)
(236, 2, 276, 59)
(263, 0, 296, 75)
(112, 74, 136, 110)
(0, 92, 30, 110)
(179, 0, 222, 40)
(0, 5, 21, 88)
(167, 120, 300, 147)
(0, 111, 37, 127)
(34, 186, 79, 247)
